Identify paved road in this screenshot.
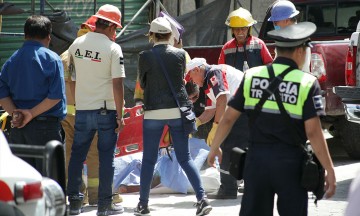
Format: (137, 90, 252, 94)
(77, 136, 360, 216)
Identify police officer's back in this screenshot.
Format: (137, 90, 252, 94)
(207, 22, 336, 216)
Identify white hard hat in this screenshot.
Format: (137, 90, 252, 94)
(149, 17, 172, 34)
(159, 11, 185, 42)
(186, 58, 207, 72)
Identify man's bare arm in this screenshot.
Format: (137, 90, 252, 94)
(15, 98, 61, 128)
(113, 77, 125, 132)
(213, 94, 227, 123)
(197, 109, 216, 124)
(0, 97, 16, 115)
(208, 107, 241, 167)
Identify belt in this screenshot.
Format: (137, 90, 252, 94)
(34, 116, 60, 122)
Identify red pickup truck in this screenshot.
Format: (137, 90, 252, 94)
(333, 21, 360, 159)
(185, 0, 360, 159)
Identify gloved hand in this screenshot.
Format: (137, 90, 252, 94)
(195, 118, 202, 128)
(206, 122, 218, 146)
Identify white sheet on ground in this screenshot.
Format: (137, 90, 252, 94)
(113, 138, 220, 194)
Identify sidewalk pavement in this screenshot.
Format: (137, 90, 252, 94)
(75, 159, 358, 216)
(78, 192, 348, 216)
(70, 132, 358, 216)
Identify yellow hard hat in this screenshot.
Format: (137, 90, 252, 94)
(225, 7, 257, 28)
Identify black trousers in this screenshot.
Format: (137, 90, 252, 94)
(220, 114, 249, 194)
(9, 117, 63, 175)
(239, 143, 308, 216)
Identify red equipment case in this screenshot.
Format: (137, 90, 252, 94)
(115, 105, 170, 157)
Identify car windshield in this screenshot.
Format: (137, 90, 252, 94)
(297, 2, 360, 34)
(263, 1, 360, 39)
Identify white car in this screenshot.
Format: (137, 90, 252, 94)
(0, 131, 66, 216)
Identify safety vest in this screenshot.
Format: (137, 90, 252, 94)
(243, 64, 317, 119)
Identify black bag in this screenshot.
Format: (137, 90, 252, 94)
(229, 147, 247, 180)
(180, 106, 197, 136)
(301, 149, 325, 204)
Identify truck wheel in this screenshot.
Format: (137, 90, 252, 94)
(337, 117, 360, 159)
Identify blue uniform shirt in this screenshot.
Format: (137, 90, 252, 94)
(0, 40, 66, 119)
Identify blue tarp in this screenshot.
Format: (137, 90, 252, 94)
(113, 138, 210, 193)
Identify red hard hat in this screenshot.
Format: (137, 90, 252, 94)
(81, 16, 97, 31)
(93, 4, 122, 28)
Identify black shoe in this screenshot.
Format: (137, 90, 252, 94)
(69, 196, 84, 215)
(195, 198, 212, 216)
(134, 203, 150, 215)
(207, 187, 237, 199)
(97, 203, 124, 216)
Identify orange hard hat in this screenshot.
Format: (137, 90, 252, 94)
(77, 16, 97, 37)
(93, 4, 122, 28)
(81, 16, 97, 31)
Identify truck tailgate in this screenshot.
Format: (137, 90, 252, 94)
(333, 86, 360, 123)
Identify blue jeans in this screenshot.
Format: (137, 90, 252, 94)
(139, 118, 205, 205)
(67, 110, 117, 206)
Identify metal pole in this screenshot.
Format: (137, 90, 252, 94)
(45, 0, 56, 12)
(94, 0, 97, 15)
(155, 0, 160, 17)
(0, 32, 24, 37)
(121, 0, 125, 28)
(0, 0, 3, 32)
(116, 0, 153, 38)
(31, 0, 35, 14)
(158, 1, 167, 13)
(357, 30, 360, 87)
(40, 0, 45, 15)
(250, 0, 253, 14)
(177, 0, 180, 16)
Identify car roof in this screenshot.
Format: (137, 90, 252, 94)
(0, 131, 12, 158)
(0, 131, 42, 180)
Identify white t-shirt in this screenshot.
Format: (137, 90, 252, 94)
(68, 32, 125, 110)
(205, 64, 243, 110)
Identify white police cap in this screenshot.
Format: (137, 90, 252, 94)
(267, 22, 316, 47)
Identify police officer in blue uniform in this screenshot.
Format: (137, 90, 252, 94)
(207, 22, 336, 215)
